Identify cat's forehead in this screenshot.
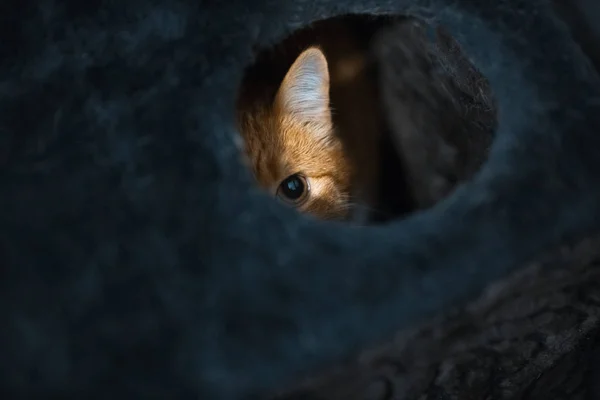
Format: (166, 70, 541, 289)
(278, 117, 337, 165)
(251, 126, 335, 187)
(238, 100, 344, 186)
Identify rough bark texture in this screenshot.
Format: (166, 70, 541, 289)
(277, 236, 600, 399)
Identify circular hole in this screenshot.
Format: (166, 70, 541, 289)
(235, 14, 496, 225)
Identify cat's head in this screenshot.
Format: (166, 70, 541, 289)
(237, 47, 353, 220)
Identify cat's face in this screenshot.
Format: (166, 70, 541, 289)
(237, 48, 353, 220)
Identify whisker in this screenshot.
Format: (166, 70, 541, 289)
(339, 197, 396, 225)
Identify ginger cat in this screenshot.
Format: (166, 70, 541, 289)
(236, 19, 385, 222)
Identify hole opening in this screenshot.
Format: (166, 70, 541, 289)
(235, 13, 497, 226)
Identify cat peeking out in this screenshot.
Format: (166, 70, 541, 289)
(237, 17, 495, 227)
(237, 22, 385, 223)
(238, 48, 351, 220)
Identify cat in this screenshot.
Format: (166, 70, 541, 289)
(236, 19, 386, 222)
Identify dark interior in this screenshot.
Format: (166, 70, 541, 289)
(239, 15, 496, 224)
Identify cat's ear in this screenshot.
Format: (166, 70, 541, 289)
(275, 47, 331, 125)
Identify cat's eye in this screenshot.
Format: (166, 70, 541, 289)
(277, 174, 310, 205)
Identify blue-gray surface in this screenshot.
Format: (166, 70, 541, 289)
(0, 0, 600, 399)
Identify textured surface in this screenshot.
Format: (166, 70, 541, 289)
(374, 20, 495, 209)
(1, 0, 600, 399)
(277, 236, 600, 399)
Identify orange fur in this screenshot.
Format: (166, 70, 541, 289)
(236, 20, 383, 221)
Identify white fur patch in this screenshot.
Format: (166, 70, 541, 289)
(278, 48, 330, 121)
